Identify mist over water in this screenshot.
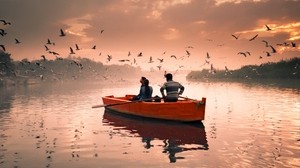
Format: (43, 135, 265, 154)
(0, 79, 299, 168)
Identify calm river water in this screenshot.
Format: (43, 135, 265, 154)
(0, 79, 299, 168)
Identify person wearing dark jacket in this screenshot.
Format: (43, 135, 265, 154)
(132, 77, 153, 101)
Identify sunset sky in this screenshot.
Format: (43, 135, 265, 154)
(0, 0, 300, 71)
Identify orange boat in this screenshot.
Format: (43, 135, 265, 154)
(101, 95, 206, 122)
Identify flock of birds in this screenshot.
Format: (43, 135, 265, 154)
(0, 19, 299, 79)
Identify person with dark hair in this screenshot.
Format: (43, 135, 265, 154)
(160, 73, 184, 102)
(132, 77, 153, 101)
(141, 79, 153, 101)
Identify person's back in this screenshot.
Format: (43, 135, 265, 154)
(160, 73, 184, 102)
(140, 79, 153, 101)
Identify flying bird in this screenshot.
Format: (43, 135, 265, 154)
(137, 52, 143, 57)
(186, 50, 191, 57)
(44, 45, 49, 51)
(0, 44, 6, 51)
(107, 55, 112, 62)
(157, 58, 164, 63)
(70, 47, 75, 54)
(231, 34, 240, 40)
(249, 34, 258, 41)
(206, 52, 210, 59)
(0, 29, 7, 36)
(41, 55, 46, 61)
(92, 45, 96, 49)
(262, 40, 269, 47)
(269, 45, 277, 53)
(291, 42, 297, 47)
(128, 51, 131, 56)
(148, 56, 154, 63)
(46, 38, 55, 45)
(238, 52, 251, 57)
(100, 29, 104, 34)
(170, 55, 177, 59)
(59, 29, 66, 37)
(265, 24, 272, 31)
(75, 44, 80, 50)
(15, 38, 21, 44)
(0, 19, 11, 25)
(118, 59, 130, 62)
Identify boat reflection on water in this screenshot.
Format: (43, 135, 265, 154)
(102, 110, 209, 163)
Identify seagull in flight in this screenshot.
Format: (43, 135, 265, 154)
(0, 19, 11, 25)
(15, 38, 21, 44)
(170, 55, 177, 59)
(70, 47, 75, 54)
(0, 44, 6, 51)
(269, 45, 277, 53)
(59, 29, 66, 37)
(75, 44, 80, 50)
(157, 58, 164, 63)
(137, 52, 143, 57)
(231, 34, 240, 40)
(249, 34, 258, 41)
(265, 24, 272, 31)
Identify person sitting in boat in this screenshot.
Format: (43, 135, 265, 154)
(132, 77, 153, 101)
(160, 73, 184, 102)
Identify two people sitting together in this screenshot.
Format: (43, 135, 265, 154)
(132, 73, 184, 102)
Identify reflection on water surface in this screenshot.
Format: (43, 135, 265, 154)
(0, 80, 299, 167)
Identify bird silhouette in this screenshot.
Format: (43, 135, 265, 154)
(170, 55, 177, 59)
(265, 51, 271, 57)
(15, 38, 21, 44)
(185, 50, 191, 57)
(238, 52, 250, 57)
(231, 34, 240, 40)
(44, 45, 49, 51)
(100, 30, 104, 34)
(262, 40, 269, 47)
(92, 45, 96, 49)
(265, 24, 272, 31)
(249, 34, 258, 41)
(148, 56, 154, 63)
(107, 55, 112, 62)
(0, 29, 7, 36)
(46, 38, 55, 45)
(269, 45, 277, 53)
(0, 19, 11, 25)
(157, 58, 164, 63)
(59, 29, 66, 37)
(206, 52, 210, 59)
(70, 47, 75, 54)
(157, 65, 162, 70)
(137, 52, 143, 57)
(291, 42, 297, 47)
(0, 44, 6, 51)
(75, 44, 80, 50)
(118, 59, 130, 62)
(41, 55, 46, 61)
(128, 51, 131, 56)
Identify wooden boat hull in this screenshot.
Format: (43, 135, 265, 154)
(102, 95, 206, 122)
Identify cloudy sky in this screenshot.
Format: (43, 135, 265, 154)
(0, 0, 300, 71)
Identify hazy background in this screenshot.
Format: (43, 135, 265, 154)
(1, 0, 300, 71)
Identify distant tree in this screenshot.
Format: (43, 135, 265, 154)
(0, 51, 15, 77)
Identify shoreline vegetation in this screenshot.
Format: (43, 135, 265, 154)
(187, 57, 300, 81)
(0, 51, 143, 86)
(1, 50, 300, 86)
